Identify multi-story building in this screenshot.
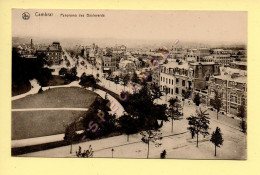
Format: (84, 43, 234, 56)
(151, 65, 161, 86)
(160, 61, 193, 99)
(208, 72, 247, 115)
(36, 42, 62, 65)
(159, 61, 220, 102)
(211, 54, 232, 66)
(102, 56, 117, 72)
(185, 48, 211, 62)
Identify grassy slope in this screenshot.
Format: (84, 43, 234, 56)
(12, 110, 87, 140)
(12, 87, 97, 109)
(12, 87, 98, 140)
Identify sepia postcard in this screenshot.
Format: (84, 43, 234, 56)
(11, 9, 247, 159)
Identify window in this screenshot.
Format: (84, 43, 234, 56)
(230, 94, 238, 103)
(176, 78, 179, 84)
(163, 77, 165, 82)
(175, 88, 179, 94)
(182, 80, 185, 87)
(166, 78, 168, 84)
(171, 89, 173, 95)
(172, 80, 174, 85)
(169, 79, 171, 84)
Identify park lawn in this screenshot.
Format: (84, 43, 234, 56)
(12, 110, 86, 140)
(12, 87, 97, 109)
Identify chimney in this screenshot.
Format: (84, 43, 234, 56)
(31, 39, 33, 48)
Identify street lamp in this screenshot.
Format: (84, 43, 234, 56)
(111, 148, 114, 158)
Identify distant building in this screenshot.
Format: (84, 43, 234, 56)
(102, 56, 117, 72)
(230, 61, 247, 70)
(36, 42, 62, 65)
(185, 48, 211, 62)
(211, 54, 232, 66)
(119, 60, 136, 75)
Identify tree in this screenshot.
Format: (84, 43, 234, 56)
(64, 121, 77, 154)
(79, 74, 97, 91)
(125, 84, 162, 130)
(114, 75, 120, 90)
(187, 109, 210, 147)
(140, 130, 162, 159)
(131, 72, 139, 84)
(168, 98, 183, 133)
(182, 89, 191, 113)
(59, 68, 67, 77)
(66, 60, 71, 67)
(151, 83, 163, 103)
(193, 93, 201, 107)
(237, 103, 247, 133)
(210, 127, 224, 156)
(212, 91, 222, 120)
(64, 67, 78, 81)
(122, 74, 130, 91)
(118, 114, 138, 141)
(164, 86, 169, 102)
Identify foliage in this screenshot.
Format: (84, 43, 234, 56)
(237, 104, 247, 133)
(59, 68, 68, 77)
(63, 67, 78, 81)
(118, 114, 139, 141)
(79, 73, 97, 90)
(212, 91, 222, 120)
(187, 108, 210, 147)
(125, 84, 164, 130)
(193, 93, 201, 107)
(122, 74, 130, 90)
(64, 121, 77, 154)
(81, 97, 117, 139)
(131, 72, 139, 84)
(140, 130, 163, 159)
(210, 127, 224, 156)
(151, 83, 163, 101)
(168, 97, 183, 132)
(12, 48, 53, 87)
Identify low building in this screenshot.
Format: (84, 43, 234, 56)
(230, 61, 247, 70)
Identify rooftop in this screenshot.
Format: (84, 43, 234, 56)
(214, 74, 247, 84)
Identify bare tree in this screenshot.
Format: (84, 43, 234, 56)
(140, 130, 163, 159)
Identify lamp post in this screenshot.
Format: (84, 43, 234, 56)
(111, 148, 114, 158)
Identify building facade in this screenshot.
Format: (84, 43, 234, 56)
(36, 42, 62, 65)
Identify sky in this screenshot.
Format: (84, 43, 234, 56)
(12, 9, 247, 45)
